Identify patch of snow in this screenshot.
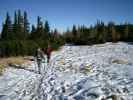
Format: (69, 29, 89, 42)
(0, 42, 133, 100)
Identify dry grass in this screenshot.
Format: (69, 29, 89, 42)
(95, 44, 105, 47)
(0, 56, 28, 75)
(112, 59, 129, 64)
(0, 64, 6, 75)
(0, 56, 26, 65)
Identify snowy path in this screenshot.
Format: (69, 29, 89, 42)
(0, 42, 133, 100)
(43, 42, 133, 100)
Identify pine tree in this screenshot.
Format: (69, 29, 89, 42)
(44, 20, 50, 34)
(72, 25, 77, 37)
(100, 21, 106, 43)
(107, 22, 115, 41)
(23, 11, 30, 39)
(124, 22, 129, 40)
(53, 29, 58, 37)
(111, 24, 117, 42)
(95, 20, 105, 43)
(1, 12, 12, 40)
(102, 25, 107, 43)
(31, 25, 36, 33)
(37, 16, 43, 29)
(13, 11, 18, 39)
(54, 29, 60, 40)
(29, 25, 36, 39)
(33, 16, 44, 40)
(17, 10, 24, 39)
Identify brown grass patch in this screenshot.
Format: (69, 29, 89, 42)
(112, 59, 129, 64)
(95, 44, 105, 47)
(0, 56, 28, 75)
(0, 56, 27, 65)
(0, 64, 6, 75)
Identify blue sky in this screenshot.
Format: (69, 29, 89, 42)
(0, 0, 133, 32)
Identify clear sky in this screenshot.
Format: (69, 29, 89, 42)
(0, 0, 133, 32)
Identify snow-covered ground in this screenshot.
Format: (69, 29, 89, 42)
(0, 42, 133, 100)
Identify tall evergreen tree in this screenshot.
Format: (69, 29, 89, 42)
(13, 11, 18, 39)
(111, 23, 117, 42)
(29, 25, 36, 39)
(1, 12, 12, 40)
(31, 25, 36, 33)
(37, 16, 43, 29)
(124, 22, 129, 40)
(43, 20, 50, 40)
(107, 22, 115, 41)
(36, 16, 44, 39)
(44, 20, 50, 34)
(17, 10, 24, 39)
(95, 20, 105, 43)
(72, 25, 77, 37)
(23, 11, 30, 39)
(53, 29, 58, 37)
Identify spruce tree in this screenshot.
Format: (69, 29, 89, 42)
(37, 16, 42, 29)
(95, 20, 104, 43)
(13, 11, 18, 39)
(43, 20, 50, 40)
(29, 25, 36, 39)
(53, 29, 58, 38)
(107, 22, 115, 41)
(23, 11, 30, 39)
(1, 12, 12, 40)
(31, 25, 36, 33)
(34, 16, 44, 40)
(17, 10, 24, 39)
(44, 20, 50, 34)
(111, 23, 117, 42)
(72, 25, 77, 37)
(124, 22, 129, 40)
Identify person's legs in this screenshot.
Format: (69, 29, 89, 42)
(47, 54, 50, 63)
(37, 60, 41, 74)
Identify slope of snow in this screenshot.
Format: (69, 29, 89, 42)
(48, 42, 133, 100)
(0, 42, 133, 100)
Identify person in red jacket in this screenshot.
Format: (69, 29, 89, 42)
(46, 44, 53, 63)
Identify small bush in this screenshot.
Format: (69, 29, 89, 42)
(0, 64, 5, 75)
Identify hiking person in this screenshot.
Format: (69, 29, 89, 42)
(35, 48, 44, 74)
(41, 48, 46, 63)
(46, 44, 53, 63)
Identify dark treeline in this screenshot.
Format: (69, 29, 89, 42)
(0, 10, 64, 57)
(64, 21, 133, 45)
(0, 10, 133, 57)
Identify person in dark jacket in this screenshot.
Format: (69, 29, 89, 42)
(46, 44, 53, 63)
(35, 48, 44, 74)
